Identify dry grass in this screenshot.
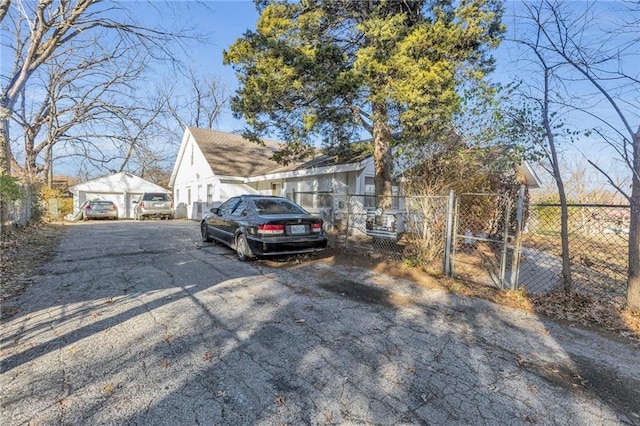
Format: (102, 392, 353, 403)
(1, 222, 67, 318)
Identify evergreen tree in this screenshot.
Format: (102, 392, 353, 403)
(224, 0, 505, 202)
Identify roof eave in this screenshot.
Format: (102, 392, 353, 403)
(244, 161, 365, 183)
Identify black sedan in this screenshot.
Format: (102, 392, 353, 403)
(200, 195, 328, 261)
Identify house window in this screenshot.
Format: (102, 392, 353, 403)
(364, 177, 375, 195)
(364, 176, 375, 208)
(187, 188, 191, 206)
(207, 184, 213, 204)
(176, 189, 180, 203)
(300, 193, 314, 208)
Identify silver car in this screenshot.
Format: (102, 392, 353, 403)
(81, 200, 119, 220)
(133, 192, 174, 220)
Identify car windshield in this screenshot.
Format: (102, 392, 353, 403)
(253, 199, 306, 215)
(142, 193, 170, 202)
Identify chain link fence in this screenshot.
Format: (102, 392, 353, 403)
(288, 191, 450, 268)
(520, 204, 630, 306)
(284, 191, 631, 305)
(450, 192, 517, 289)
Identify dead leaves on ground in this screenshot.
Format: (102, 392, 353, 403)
(1, 223, 67, 318)
(531, 290, 640, 342)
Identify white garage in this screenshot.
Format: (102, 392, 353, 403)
(68, 172, 170, 219)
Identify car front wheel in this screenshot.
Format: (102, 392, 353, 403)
(201, 222, 213, 242)
(236, 234, 253, 261)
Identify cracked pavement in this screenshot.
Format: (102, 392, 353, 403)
(1, 220, 639, 425)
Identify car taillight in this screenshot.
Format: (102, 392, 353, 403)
(85, 205, 92, 210)
(312, 223, 322, 232)
(171, 201, 174, 209)
(139, 201, 145, 208)
(258, 224, 284, 235)
(112, 205, 118, 210)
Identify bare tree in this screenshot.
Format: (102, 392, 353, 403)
(11, 29, 152, 182)
(0, 0, 186, 176)
(506, 2, 577, 293)
(521, 0, 640, 312)
(161, 68, 230, 132)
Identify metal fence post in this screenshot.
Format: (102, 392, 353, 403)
(444, 189, 455, 276)
(499, 195, 511, 289)
(510, 185, 526, 290)
(345, 194, 351, 249)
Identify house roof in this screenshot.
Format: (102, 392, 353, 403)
(188, 127, 287, 178)
(186, 127, 372, 178)
(68, 172, 168, 193)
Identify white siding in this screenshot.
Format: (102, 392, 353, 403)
(172, 133, 218, 220)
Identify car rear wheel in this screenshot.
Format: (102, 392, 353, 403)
(201, 222, 213, 242)
(236, 234, 253, 261)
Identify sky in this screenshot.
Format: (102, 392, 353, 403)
(140, 0, 635, 191)
(2, 0, 637, 191)
(130, 0, 261, 133)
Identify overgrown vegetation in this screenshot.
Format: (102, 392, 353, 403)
(0, 172, 25, 235)
(401, 142, 526, 267)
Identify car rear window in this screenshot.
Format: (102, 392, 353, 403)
(253, 199, 306, 215)
(90, 200, 115, 206)
(142, 193, 170, 202)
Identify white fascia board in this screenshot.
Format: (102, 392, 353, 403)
(244, 162, 364, 183)
(218, 175, 247, 182)
(169, 128, 192, 188)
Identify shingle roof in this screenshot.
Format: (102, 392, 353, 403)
(188, 127, 286, 177)
(188, 127, 369, 177)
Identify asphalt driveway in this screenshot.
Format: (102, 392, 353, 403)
(1, 220, 638, 425)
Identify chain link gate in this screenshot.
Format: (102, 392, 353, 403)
(448, 187, 526, 290)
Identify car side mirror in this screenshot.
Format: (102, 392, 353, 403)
(241, 209, 248, 217)
(210, 207, 219, 215)
(132, 200, 138, 204)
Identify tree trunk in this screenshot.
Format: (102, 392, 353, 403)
(542, 68, 572, 292)
(627, 131, 640, 313)
(0, 102, 11, 175)
(372, 100, 393, 209)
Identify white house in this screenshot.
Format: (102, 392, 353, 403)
(169, 127, 541, 220)
(169, 127, 379, 220)
(68, 172, 170, 219)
